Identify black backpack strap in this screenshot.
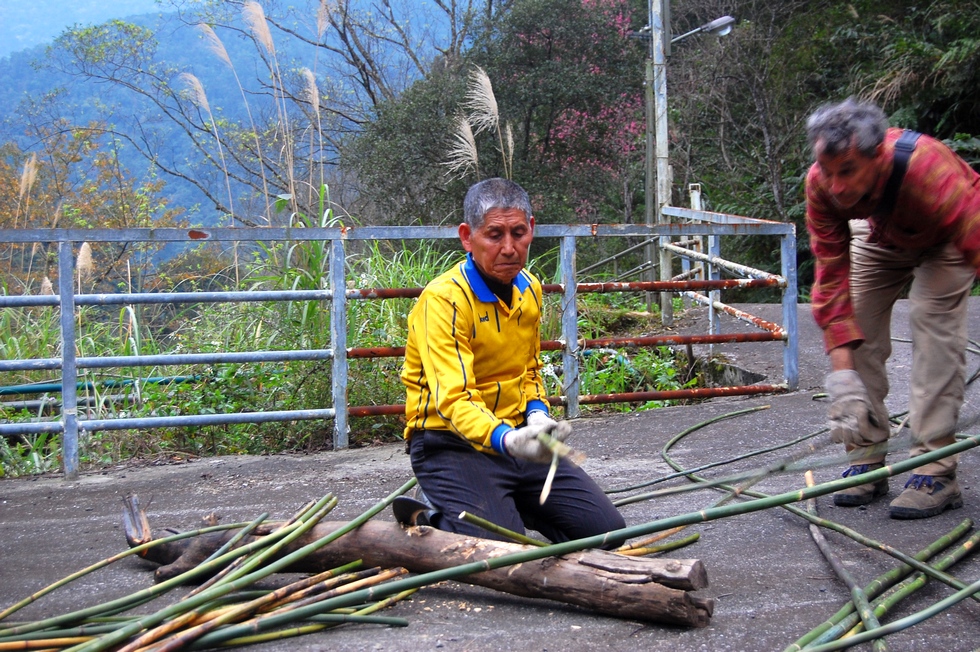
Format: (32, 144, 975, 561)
(876, 129, 921, 216)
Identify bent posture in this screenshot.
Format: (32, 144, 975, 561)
(806, 97, 980, 518)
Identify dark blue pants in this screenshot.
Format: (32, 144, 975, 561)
(408, 429, 626, 546)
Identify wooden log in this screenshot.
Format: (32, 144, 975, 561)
(128, 510, 713, 628)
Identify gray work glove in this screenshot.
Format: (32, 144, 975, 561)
(824, 369, 878, 445)
(503, 411, 571, 463)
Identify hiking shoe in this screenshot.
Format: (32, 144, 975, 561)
(392, 486, 436, 527)
(889, 474, 962, 519)
(833, 463, 889, 507)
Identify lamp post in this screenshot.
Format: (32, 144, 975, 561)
(643, 2, 734, 325)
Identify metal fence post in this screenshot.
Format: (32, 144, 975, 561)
(780, 228, 799, 390)
(57, 242, 80, 480)
(330, 237, 349, 448)
(560, 235, 580, 418)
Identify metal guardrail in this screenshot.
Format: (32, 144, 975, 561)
(0, 216, 797, 479)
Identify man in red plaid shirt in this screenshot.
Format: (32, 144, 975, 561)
(806, 97, 980, 518)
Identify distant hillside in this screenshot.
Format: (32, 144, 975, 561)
(0, 9, 326, 228)
(0, 0, 164, 60)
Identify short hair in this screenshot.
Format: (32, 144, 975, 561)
(462, 178, 533, 229)
(806, 97, 888, 158)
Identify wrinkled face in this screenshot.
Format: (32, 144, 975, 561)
(459, 207, 534, 285)
(815, 138, 883, 210)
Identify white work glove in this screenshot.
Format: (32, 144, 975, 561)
(526, 410, 572, 442)
(824, 370, 878, 445)
(503, 411, 571, 463)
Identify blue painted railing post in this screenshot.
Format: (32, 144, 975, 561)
(781, 229, 799, 391)
(560, 235, 580, 418)
(330, 237, 349, 448)
(58, 242, 80, 480)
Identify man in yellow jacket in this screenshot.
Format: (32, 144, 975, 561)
(398, 178, 625, 544)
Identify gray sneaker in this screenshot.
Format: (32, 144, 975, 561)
(889, 474, 962, 519)
(833, 463, 888, 507)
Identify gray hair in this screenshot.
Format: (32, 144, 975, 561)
(806, 97, 888, 158)
(462, 178, 533, 229)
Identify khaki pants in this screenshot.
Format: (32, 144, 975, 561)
(847, 220, 975, 477)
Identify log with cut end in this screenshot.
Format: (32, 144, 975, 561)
(124, 498, 713, 627)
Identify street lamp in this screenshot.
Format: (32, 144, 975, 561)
(643, 3, 734, 325)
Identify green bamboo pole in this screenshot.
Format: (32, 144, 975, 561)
(65, 478, 417, 652)
(0, 514, 304, 639)
(653, 419, 980, 600)
(458, 511, 547, 546)
(783, 518, 973, 651)
(821, 529, 980, 645)
(116, 565, 367, 652)
(0, 521, 253, 623)
(62, 494, 340, 652)
(801, 577, 980, 652)
(134, 433, 980, 642)
(58, 497, 336, 652)
(606, 405, 776, 494)
(181, 513, 271, 600)
(616, 532, 700, 556)
(142, 567, 406, 652)
(803, 472, 886, 652)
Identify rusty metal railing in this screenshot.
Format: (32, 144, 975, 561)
(0, 218, 796, 479)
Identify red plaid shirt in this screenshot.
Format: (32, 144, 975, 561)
(806, 127, 980, 352)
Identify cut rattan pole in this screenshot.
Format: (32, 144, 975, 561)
(182, 512, 270, 599)
(536, 431, 586, 465)
(142, 567, 408, 652)
(654, 428, 980, 601)
(186, 614, 409, 649)
(605, 405, 774, 494)
(0, 521, 253, 624)
(68, 479, 418, 652)
(672, 460, 980, 601)
(117, 566, 367, 652)
(834, 529, 980, 643)
(783, 518, 973, 652)
(213, 495, 338, 585)
(615, 532, 700, 557)
(0, 623, 126, 645)
(802, 577, 980, 652)
(458, 511, 547, 546)
(539, 452, 559, 504)
(152, 434, 980, 635)
(0, 515, 302, 641)
(803, 471, 886, 652)
(616, 525, 686, 552)
(64, 494, 341, 652)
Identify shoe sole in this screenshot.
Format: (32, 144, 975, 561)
(890, 495, 964, 520)
(833, 482, 889, 507)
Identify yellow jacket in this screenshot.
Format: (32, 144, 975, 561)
(401, 254, 550, 454)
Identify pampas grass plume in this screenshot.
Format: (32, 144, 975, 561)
(199, 23, 232, 68)
(19, 153, 38, 202)
(464, 66, 499, 135)
(445, 116, 479, 178)
(243, 1, 276, 58)
(179, 72, 211, 113)
(76, 242, 94, 282)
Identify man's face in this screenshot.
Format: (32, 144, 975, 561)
(459, 207, 534, 285)
(815, 138, 883, 210)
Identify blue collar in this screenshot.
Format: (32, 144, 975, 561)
(463, 253, 530, 302)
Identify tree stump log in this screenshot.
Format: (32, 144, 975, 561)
(126, 501, 713, 627)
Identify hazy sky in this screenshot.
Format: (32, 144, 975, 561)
(0, 0, 165, 59)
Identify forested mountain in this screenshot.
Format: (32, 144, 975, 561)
(0, 0, 163, 60)
(3, 0, 980, 296)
